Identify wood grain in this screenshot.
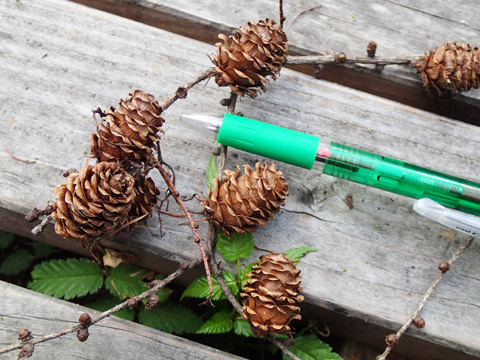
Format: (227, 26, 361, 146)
(0, 281, 246, 360)
(0, 1, 479, 359)
(70, 0, 480, 125)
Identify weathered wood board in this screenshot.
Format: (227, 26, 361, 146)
(0, 281, 247, 360)
(0, 1, 479, 359)
(71, 0, 480, 124)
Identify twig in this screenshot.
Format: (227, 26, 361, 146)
(279, 0, 286, 28)
(160, 67, 216, 113)
(3, 144, 36, 163)
(267, 335, 302, 360)
(287, 4, 323, 31)
(376, 236, 475, 360)
(207, 223, 244, 315)
(154, 146, 213, 303)
(31, 215, 53, 235)
(0, 258, 202, 356)
(285, 54, 423, 66)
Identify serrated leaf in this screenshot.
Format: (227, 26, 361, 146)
(196, 310, 233, 334)
(105, 263, 149, 299)
(0, 249, 32, 275)
(181, 271, 238, 300)
(283, 334, 343, 360)
(233, 318, 255, 337)
(206, 154, 218, 191)
(216, 231, 254, 262)
(139, 302, 202, 335)
(28, 258, 103, 300)
(285, 246, 317, 265)
(32, 242, 53, 258)
(88, 297, 135, 321)
(0, 230, 15, 250)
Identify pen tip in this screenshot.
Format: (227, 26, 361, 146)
(180, 113, 222, 136)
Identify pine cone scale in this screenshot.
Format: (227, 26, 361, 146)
(204, 162, 288, 235)
(212, 18, 288, 97)
(241, 253, 303, 336)
(415, 42, 480, 94)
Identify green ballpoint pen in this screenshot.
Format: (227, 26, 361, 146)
(181, 113, 480, 217)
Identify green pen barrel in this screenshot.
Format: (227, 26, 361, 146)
(323, 142, 480, 216)
(218, 114, 320, 169)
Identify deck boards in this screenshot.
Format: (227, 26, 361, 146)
(1, 0, 479, 359)
(0, 281, 246, 360)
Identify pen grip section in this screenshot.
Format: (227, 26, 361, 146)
(323, 142, 480, 216)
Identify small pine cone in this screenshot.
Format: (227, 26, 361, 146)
(125, 175, 160, 231)
(90, 90, 164, 164)
(203, 162, 288, 235)
(414, 42, 480, 95)
(241, 253, 304, 336)
(51, 162, 136, 242)
(212, 18, 288, 97)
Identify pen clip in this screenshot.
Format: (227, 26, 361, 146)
(413, 198, 480, 238)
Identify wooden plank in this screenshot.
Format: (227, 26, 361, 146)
(0, 281, 247, 360)
(0, 1, 479, 359)
(70, 0, 480, 125)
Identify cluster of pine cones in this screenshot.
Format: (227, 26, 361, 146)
(51, 90, 163, 248)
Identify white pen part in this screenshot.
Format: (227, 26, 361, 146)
(413, 198, 480, 238)
(180, 113, 222, 135)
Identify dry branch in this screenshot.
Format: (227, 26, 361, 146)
(376, 236, 475, 360)
(0, 258, 202, 356)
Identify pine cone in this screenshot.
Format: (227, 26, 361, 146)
(125, 176, 160, 231)
(212, 18, 288, 97)
(90, 90, 164, 165)
(203, 162, 288, 235)
(51, 162, 136, 245)
(414, 42, 480, 95)
(241, 253, 304, 336)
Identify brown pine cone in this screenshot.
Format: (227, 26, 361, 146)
(211, 18, 288, 97)
(241, 253, 304, 336)
(51, 162, 136, 244)
(203, 162, 288, 235)
(90, 90, 164, 165)
(414, 42, 480, 95)
(125, 175, 160, 231)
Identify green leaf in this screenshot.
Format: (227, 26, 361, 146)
(88, 297, 135, 321)
(105, 263, 149, 299)
(285, 246, 317, 265)
(0, 249, 31, 275)
(216, 231, 254, 262)
(196, 310, 233, 334)
(139, 302, 202, 335)
(206, 154, 218, 191)
(28, 258, 103, 300)
(181, 271, 239, 301)
(233, 318, 255, 337)
(283, 334, 343, 360)
(0, 230, 15, 249)
(240, 263, 254, 290)
(32, 242, 53, 258)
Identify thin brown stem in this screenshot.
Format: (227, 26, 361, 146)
(376, 236, 474, 360)
(286, 54, 423, 66)
(154, 151, 213, 302)
(160, 67, 216, 113)
(0, 258, 201, 356)
(267, 336, 302, 360)
(3, 144, 36, 163)
(287, 4, 323, 31)
(279, 0, 286, 27)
